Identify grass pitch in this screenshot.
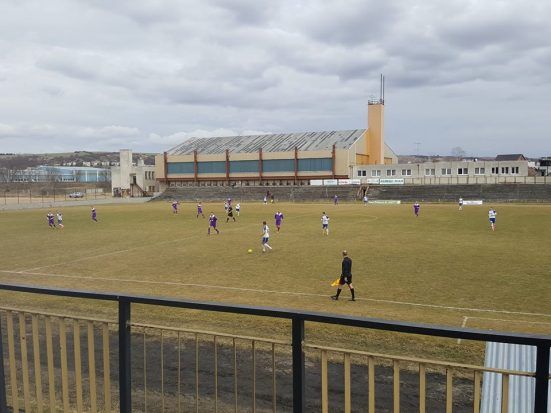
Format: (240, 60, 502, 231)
(1, 201, 550, 365)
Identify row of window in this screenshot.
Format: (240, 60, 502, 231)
(167, 158, 332, 174)
(358, 166, 521, 177)
(169, 180, 310, 187)
(144, 171, 155, 180)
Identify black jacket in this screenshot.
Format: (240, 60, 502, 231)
(341, 257, 352, 277)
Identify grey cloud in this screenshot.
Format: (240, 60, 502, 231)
(1, 0, 550, 155)
(296, 0, 402, 46)
(208, 0, 277, 26)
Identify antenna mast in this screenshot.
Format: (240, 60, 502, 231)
(382, 74, 385, 104)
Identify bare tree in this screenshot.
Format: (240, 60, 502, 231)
(451, 146, 466, 159)
(43, 167, 61, 183)
(75, 170, 86, 183)
(98, 169, 110, 183)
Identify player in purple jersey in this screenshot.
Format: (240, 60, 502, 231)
(47, 212, 56, 228)
(208, 213, 220, 235)
(197, 202, 205, 218)
(274, 211, 284, 232)
(334, 194, 339, 205)
(413, 202, 420, 217)
(91, 207, 98, 222)
(172, 200, 179, 214)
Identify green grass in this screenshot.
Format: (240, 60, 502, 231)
(1, 201, 550, 365)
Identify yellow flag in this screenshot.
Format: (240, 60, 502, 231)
(331, 278, 340, 287)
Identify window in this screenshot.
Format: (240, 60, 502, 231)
(167, 162, 194, 174)
(230, 160, 259, 173)
(357, 170, 362, 177)
(425, 169, 435, 176)
(297, 158, 332, 172)
(457, 168, 468, 175)
(263, 159, 294, 172)
(401, 169, 412, 176)
(491, 167, 499, 174)
(386, 169, 396, 176)
(371, 170, 381, 177)
(197, 161, 226, 174)
(511, 166, 519, 174)
(441, 168, 452, 175)
(501, 167, 509, 174)
(475, 167, 485, 175)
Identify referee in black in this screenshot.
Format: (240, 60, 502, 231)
(331, 250, 355, 301)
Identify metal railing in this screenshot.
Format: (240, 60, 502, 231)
(0, 283, 550, 412)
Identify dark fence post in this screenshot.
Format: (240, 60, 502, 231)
(0, 316, 8, 412)
(292, 317, 305, 413)
(119, 299, 131, 413)
(534, 344, 550, 412)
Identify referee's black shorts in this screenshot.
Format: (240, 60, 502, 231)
(339, 275, 352, 285)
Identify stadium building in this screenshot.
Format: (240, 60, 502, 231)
(111, 149, 158, 197)
(155, 99, 397, 188)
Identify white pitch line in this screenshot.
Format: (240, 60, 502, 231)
(20, 248, 136, 272)
(14, 211, 314, 272)
(467, 316, 551, 326)
(2, 269, 551, 319)
(457, 316, 469, 344)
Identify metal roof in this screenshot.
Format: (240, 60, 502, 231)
(495, 154, 527, 161)
(481, 342, 551, 412)
(167, 129, 366, 155)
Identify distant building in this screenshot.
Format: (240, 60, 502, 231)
(537, 157, 551, 176)
(11, 166, 110, 183)
(355, 158, 530, 184)
(111, 149, 158, 197)
(155, 100, 398, 188)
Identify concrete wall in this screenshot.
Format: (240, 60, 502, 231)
(119, 149, 133, 190)
(367, 184, 551, 202)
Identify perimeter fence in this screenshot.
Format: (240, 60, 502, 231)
(0, 284, 550, 412)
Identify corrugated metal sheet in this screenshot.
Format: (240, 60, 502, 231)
(481, 342, 551, 412)
(166, 129, 365, 155)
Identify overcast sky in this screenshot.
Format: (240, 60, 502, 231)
(1, 0, 550, 157)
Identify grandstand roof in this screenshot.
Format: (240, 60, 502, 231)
(167, 129, 365, 155)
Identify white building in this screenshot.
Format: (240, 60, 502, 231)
(111, 149, 158, 197)
(355, 158, 533, 185)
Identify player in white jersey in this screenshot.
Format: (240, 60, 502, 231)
(56, 212, 64, 229)
(363, 195, 368, 206)
(321, 212, 330, 235)
(488, 208, 497, 231)
(261, 221, 272, 252)
(236, 203, 241, 216)
(458, 197, 464, 210)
